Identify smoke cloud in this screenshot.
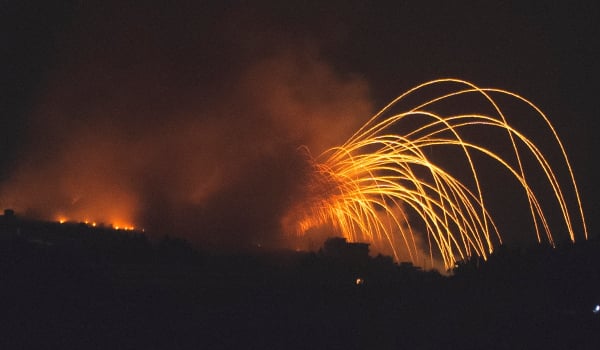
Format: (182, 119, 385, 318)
(0, 1, 373, 252)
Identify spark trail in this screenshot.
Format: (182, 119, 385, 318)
(286, 79, 588, 270)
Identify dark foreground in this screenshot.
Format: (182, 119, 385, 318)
(1, 218, 599, 349)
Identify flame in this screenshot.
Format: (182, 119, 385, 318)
(53, 214, 136, 231)
(287, 79, 588, 270)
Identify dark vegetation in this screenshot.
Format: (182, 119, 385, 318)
(1, 210, 599, 349)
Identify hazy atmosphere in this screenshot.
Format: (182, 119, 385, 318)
(2, 2, 600, 349)
(2, 0, 598, 255)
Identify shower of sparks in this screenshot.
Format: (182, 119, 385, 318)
(287, 79, 588, 270)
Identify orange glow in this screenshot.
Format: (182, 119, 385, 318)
(0, 47, 375, 253)
(110, 221, 137, 231)
(52, 215, 136, 232)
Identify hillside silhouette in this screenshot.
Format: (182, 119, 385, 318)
(1, 210, 599, 349)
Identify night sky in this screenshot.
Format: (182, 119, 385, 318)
(2, 0, 598, 254)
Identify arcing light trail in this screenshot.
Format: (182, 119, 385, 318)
(286, 79, 587, 270)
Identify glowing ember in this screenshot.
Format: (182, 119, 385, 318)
(286, 79, 588, 270)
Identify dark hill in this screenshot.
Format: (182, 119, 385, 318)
(1, 211, 599, 349)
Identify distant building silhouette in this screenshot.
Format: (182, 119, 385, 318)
(0, 208, 18, 235)
(321, 237, 370, 262)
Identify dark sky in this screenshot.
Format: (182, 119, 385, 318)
(1, 0, 598, 253)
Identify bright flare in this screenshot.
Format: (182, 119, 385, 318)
(287, 79, 587, 270)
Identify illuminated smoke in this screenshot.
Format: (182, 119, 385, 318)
(0, 47, 372, 251)
(0, 2, 373, 251)
(1, 4, 587, 266)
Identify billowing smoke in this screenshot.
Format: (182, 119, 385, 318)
(0, 1, 373, 252)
